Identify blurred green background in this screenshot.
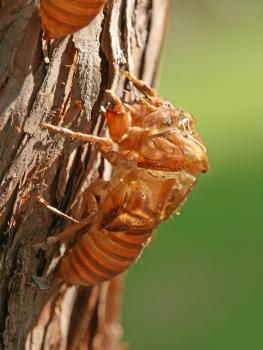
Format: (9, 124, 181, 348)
(122, 1, 263, 349)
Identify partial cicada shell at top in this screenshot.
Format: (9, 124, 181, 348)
(40, 0, 108, 39)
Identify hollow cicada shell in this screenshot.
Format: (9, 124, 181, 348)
(40, 0, 108, 39)
(42, 72, 208, 286)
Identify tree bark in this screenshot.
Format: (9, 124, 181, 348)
(0, 1, 169, 349)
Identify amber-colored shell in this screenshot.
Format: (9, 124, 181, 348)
(42, 72, 208, 286)
(40, 0, 107, 39)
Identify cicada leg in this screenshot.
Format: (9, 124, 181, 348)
(41, 123, 114, 154)
(103, 90, 126, 114)
(46, 215, 95, 245)
(41, 122, 127, 167)
(122, 71, 157, 98)
(36, 180, 109, 246)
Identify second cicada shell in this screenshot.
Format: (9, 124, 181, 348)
(40, 0, 108, 39)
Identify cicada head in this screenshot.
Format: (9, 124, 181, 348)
(178, 111, 208, 176)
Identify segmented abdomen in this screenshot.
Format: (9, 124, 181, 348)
(60, 228, 152, 286)
(40, 0, 107, 39)
(59, 168, 194, 286)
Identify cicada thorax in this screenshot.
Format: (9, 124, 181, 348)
(112, 109, 186, 172)
(40, 0, 108, 39)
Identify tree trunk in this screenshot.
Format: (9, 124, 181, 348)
(0, 1, 169, 349)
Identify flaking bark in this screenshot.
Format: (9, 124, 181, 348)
(0, 1, 169, 349)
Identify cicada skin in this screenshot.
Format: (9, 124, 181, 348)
(40, 0, 108, 39)
(60, 168, 196, 285)
(42, 72, 208, 286)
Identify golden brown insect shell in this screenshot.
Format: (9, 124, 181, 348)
(40, 0, 107, 39)
(41, 72, 208, 287)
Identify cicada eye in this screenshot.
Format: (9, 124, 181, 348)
(164, 101, 173, 108)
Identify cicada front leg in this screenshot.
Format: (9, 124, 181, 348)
(41, 123, 114, 154)
(102, 90, 131, 144)
(41, 122, 128, 167)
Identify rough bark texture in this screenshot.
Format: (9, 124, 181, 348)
(0, 1, 169, 349)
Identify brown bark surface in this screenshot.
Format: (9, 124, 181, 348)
(0, 1, 169, 349)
